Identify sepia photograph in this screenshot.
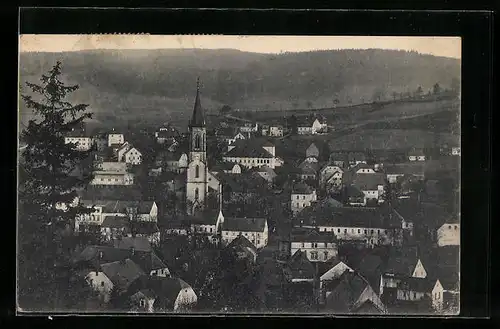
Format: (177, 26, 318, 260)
(17, 34, 461, 315)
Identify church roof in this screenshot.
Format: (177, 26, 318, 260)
(189, 78, 205, 127)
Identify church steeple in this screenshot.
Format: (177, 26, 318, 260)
(190, 77, 205, 128)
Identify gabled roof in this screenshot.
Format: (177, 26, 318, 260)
(345, 185, 365, 198)
(79, 185, 142, 201)
(354, 254, 384, 294)
(347, 152, 367, 162)
(226, 235, 258, 255)
(305, 143, 320, 157)
(128, 276, 192, 310)
(291, 228, 337, 243)
(222, 217, 267, 232)
(351, 163, 374, 172)
(287, 250, 316, 280)
(351, 173, 386, 191)
(324, 271, 370, 312)
(130, 221, 160, 235)
(384, 163, 425, 176)
(353, 299, 384, 314)
(385, 247, 421, 277)
(292, 182, 314, 194)
(188, 209, 221, 226)
(218, 172, 268, 193)
(100, 259, 145, 292)
(398, 277, 434, 293)
(295, 114, 326, 126)
(81, 200, 154, 214)
(408, 148, 425, 156)
(225, 143, 274, 158)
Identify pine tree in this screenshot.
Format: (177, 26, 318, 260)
(18, 61, 95, 310)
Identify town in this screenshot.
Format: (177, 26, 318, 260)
(17, 52, 461, 315)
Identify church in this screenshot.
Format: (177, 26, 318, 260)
(185, 78, 221, 215)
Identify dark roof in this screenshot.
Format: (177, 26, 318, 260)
(398, 277, 434, 293)
(347, 152, 367, 162)
(75, 245, 168, 274)
(79, 186, 143, 201)
(189, 209, 221, 226)
(66, 129, 90, 137)
(225, 143, 274, 158)
(130, 221, 160, 235)
(222, 217, 267, 232)
(128, 276, 192, 310)
(189, 81, 205, 127)
(80, 199, 154, 214)
(408, 149, 425, 156)
(291, 228, 337, 243)
(436, 267, 460, 291)
(324, 271, 369, 312)
(100, 259, 145, 292)
(292, 182, 314, 194)
(218, 172, 268, 193)
(297, 206, 399, 229)
(306, 143, 320, 157)
(286, 250, 316, 280)
(329, 152, 349, 163)
(156, 126, 180, 138)
(351, 173, 386, 191)
(113, 236, 152, 251)
(384, 163, 425, 176)
(353, 299, 384, 314)
(295, 114, 326, 126)
(385, 248, 421, 277)
(102, 216, 130, 229)
(354, 254, 384, 294)
(346, 185, 365, 198)
(226, 235, 258, 254)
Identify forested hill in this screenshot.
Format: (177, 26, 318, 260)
(19, 48, 460, 124)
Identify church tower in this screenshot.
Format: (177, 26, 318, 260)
(186, 78, 208, 214)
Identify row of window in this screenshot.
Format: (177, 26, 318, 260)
(319, 227, 388, 235)
(195, 226, 213, 233)
(297, 242, 330, 248)
(306, 250, 329, 260)
(294, 202, 310, 208)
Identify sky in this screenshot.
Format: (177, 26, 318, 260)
(19, 35, 461, 59)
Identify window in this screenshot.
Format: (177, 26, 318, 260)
(195, 188, 199, 200)
(195, 165, 200, 178)
(210, 228, 213, 233)
(324, 251, 329, 260)
(337, 229, 340, 233)
(344, 229, 347, 234)
(297, 196, 299, 200)
(302, 196, 305, 200)
(257, 240, 260, 245)
(225, 232, 228, 236)
(449, 225, 452, 229)
(297, 203, 299, 208)
(301, 242, 305, 248)
(364, 230, 367, 234)
(385, 230, 388, 234)
(140, 299, 146, 307)
(194, 134, 201, 149)
(378, 230, 380, 234)
(101, 282, 104, 287)
(454, 226, 458, 230)
(371, 230, 374, 234)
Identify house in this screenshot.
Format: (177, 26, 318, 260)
(284, 250, 316, 283)
(224, 235, 258, 263)
(351, 173, 387, 204)
(345, 185, 367, 206)
(296, 205, 402, 248)
(329, 152, 349, 168)
(65, 129, 93, 151)
(451, 146, 461, 156)
(291, 182, 317, 214)
(269, 125, 284, 137)
(116, 143, 142, 165)
(211, 162, 243, 175)
(384, 163, 425, 183)
(431, 269, 460, 313)
(127, 222, 162, 247)
(127, 276, 197, 312)
(320, 165, 344, 185)
(95, 161, 128, 172)
(223, 139, 283, 169)
(189, 208, 224, 240)
(347, 152, 367, 167)
(155, 125, 180, 144)
(108, 133, 125, 147)
(93, 133, 108, 151)
(319, 259, 354, 304)
(299, 161, 319, 181)
(100, 216, 130, 241)
(130, 289, 156, 312)
(324, 271, 386, 314)
(75, 245, 171, 278)
(75, 200, 158, 232)
(305, 143, 320, 159)
(396, 277, 434, 303)
(156, 151, 189, 174)
(252, 165, 277, 183)
(221, 217, 269, 249)
(226, 131, 249, 146)
(408, 149, 426, 162)
(436, 219, 460, 247)
(114, 236, 152, 252)
(352, 163, 376, 174)
(90, 171, 134, 186)
(290, 228, 338, 262)
(296, 116, 328, 135)
(218, 172, 269, 202)
(163, 219, 189, 236)
(239, 122, 259, 133)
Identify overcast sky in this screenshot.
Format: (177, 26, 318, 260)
(19, 35, 461, 59)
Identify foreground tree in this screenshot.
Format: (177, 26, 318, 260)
(18, 61, 94, 310)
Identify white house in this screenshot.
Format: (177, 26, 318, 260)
(431, 278, 459, 313)
(116, 142, 142, 165)
(351, 173, 387, 204)
(155, 125, 180, 144)
(437, 222, 460, 247)
(108, 133, 125, 147)
(85, 269, 115, 302)
(189, 209, 224, 240)
(290, 229, 338, 262)
(297, 206, 401, 248)
(95, 161, 128, 172)
(269, 125, 284, 137)
(239, 122, 259, 133)
(451, 147, 461, 156)
(90, 171, 135, 186)
(319, 260, 354, 301)
(65, 135, 93, 151)
(319, 165, 344, 189)
(384, 163, 425, 184)
(297, 117, 328, 135)
(221, 217, 269, 249)
(226, 132, 248, 146)
(291, 183, 317, 214)
(353, 163, 376, 174)
(223, 140, 283, 169)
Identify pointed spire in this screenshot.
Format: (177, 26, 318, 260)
(190, 77, 205, 127)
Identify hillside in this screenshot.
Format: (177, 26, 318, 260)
(19, 48, 460, 129)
